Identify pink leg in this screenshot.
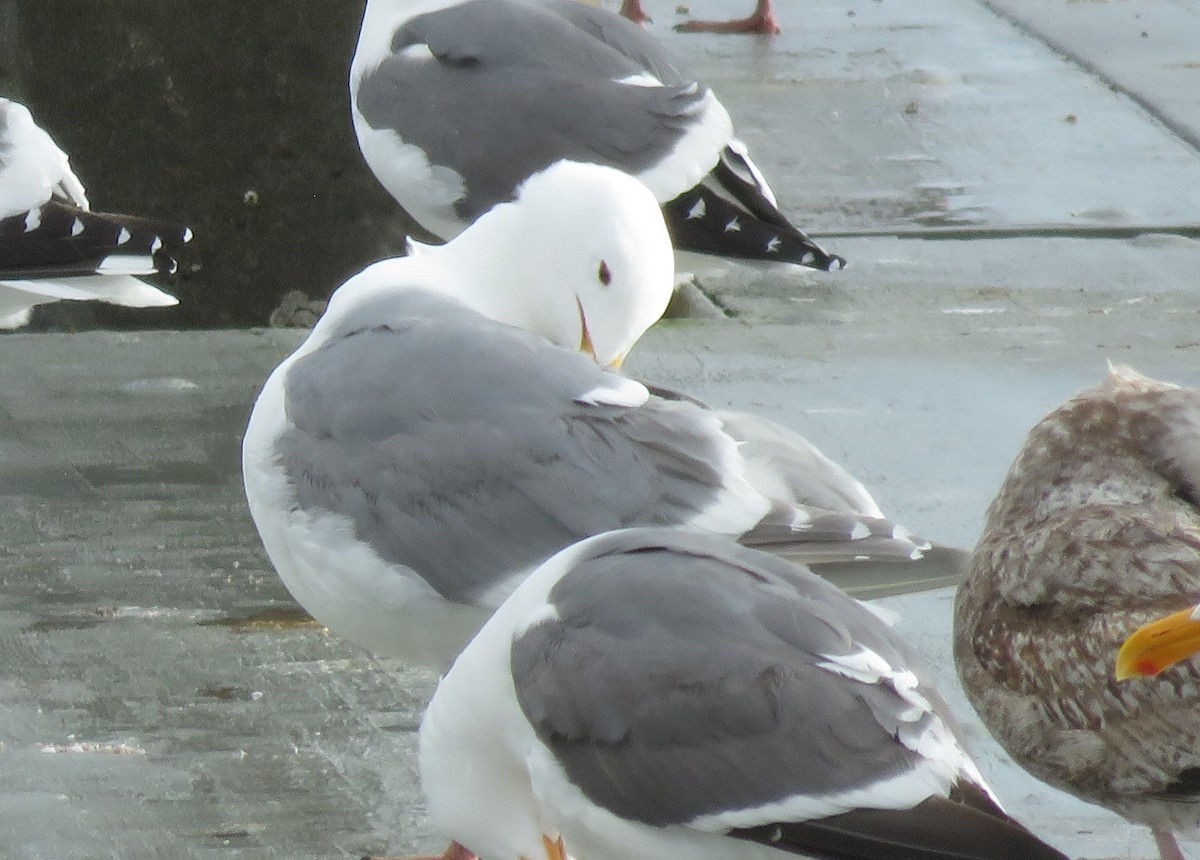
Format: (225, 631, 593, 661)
(619, 0, 652, 24)
(675, 0, 781, 34)
(1153, 829, 1186, 860)
(366, 840, 478, 860)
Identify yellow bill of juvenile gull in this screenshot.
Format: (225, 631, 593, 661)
(1116, 603, 1200, 680)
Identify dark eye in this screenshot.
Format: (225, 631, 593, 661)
(597, 260, 612, 287)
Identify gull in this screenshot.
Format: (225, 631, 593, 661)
(350, 0, 843, 275)
(0, 97, 191, 328)
(420, 527, 1069, 860)
(243, 161, 954, 670)
(955, 365, 1200, 860)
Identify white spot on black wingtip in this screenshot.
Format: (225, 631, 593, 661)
(23, 209, 40, 232)
(117, 227, 132, 246)
(686, 198, 706, 220)
(723, 217, 740, 233)
(765, 235, 781, 253)
(71, 218, 84, 237)
(800, 251, 816, 266)
(166, 258, 179, 275)
(151, 237, 163, 254)
(826, 256, 847, 272)
(182, 227, 194, 243)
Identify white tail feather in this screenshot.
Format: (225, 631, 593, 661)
(96, 253, 158, 276)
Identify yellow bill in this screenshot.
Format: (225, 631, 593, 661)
(1115, 604, 1200, 680)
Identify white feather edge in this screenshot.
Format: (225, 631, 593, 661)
(628, 80, 734, 204)
(0, 275, 177, 308)
(574, 374, 650, 408)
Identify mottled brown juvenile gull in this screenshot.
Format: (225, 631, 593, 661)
(243, 161, 953, 670)
(421, 527, 1069, 860)
(954, 365, 1200, 860)
(0, 97, 190, 328)
(350, 0, 842, 273)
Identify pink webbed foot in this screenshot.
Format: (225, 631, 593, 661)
(365, 839, 478, 860)
(1153, 829, 1186, 860)
(619, 0, 652, 25)
(675, 0, 781, 34)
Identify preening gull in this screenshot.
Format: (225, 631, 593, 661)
(0, 97, 191, 328)
(243, 161, 954, 668)
(620, 0, 782, 34)
(954, 365, 1200, 860)
(350, 0, 843, 273)
(420, 527, 1069, 860)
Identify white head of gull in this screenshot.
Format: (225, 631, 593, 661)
(0, 97, 190, 328)
(420, 527, 1069, 860)
(323, 159, 673, 369)
(349, 0, 844, 273)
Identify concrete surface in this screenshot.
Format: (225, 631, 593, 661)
(3, 0, 1200, 857)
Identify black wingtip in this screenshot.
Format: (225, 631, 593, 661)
(662, 182, 845, 272)
(661, 145, 846, 272)
(823, 251, 848, 272)
(731, 792, 1069, 860)
(0, 202, 193, 281)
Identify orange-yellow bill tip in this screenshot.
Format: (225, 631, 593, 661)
(576, 298, 598, 363)
(579, 322, 596, 361)
(607, 352, 626, 370)
(1115, 605, 1200, 681)
(541, 833, 567, 860)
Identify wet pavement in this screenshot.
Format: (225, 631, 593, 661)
(3, 0, 1200, 857)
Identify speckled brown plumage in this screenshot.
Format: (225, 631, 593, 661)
(954, 365, 1200, 860)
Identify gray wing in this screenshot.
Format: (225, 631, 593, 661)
(277, 292, 916, 604)
(712, 409, 884, 518)
(540, 0, 693, 86)
(513, 531, 949, 821)
(511, 529, 1068, 860)
(279, 292, 663, 602)
(354, 0, 712, 221)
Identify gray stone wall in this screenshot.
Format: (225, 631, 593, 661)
(1, 0, 416, 328)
